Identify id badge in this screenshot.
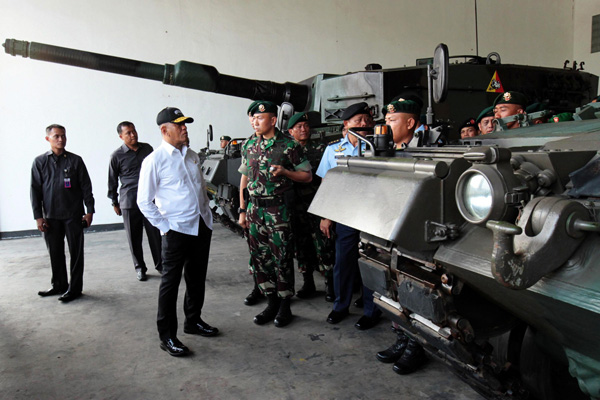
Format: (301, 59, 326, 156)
(64, 178, 71, 188)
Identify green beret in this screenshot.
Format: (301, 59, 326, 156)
(459, 117, 477, 131)
(250, 100, 278, 116)
(476, 106, 494, 123)
(525, 102, 549, 113)
(391, 93, 424, 109)
(220, 135, 231, 141)
(287, 112, 309, 130)
(493, 91, 528, 108)
(384, 99, 421, 116)
(247, 100, 260, 116)
(550, 112, 574, 123)
(341, 102, 371, 120)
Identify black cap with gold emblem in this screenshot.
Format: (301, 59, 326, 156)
(156, 107, 194, 125)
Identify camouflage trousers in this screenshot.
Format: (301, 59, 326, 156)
(247, 202, 295, 298)
(292, 208, 334, 275)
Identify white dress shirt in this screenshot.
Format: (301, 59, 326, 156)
(137, 140, 213, 235)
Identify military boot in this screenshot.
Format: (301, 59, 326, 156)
(296, 272, 316, 299)
(253, 294, 281, 325)
(274, 297, 293, 328)
(325, 274, 335, 303)
(392, 339, 427, 375)
(244, 277, 264, 306)
(376, 332, 409, 363)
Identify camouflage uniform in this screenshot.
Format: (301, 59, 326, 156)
(239, 128, 311, 298)
(293, 139, 334, 274)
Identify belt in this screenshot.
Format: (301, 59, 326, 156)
(250, 196, 284, 208)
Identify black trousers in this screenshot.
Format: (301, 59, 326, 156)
(157, 219, 212, 341)
(43, 216, 84, 294)
(122, 206, 162, 272)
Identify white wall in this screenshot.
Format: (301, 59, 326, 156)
(0, 0, 586, 232)
(574, 0, 600, 79)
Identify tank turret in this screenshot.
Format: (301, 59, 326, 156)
(4, 38, 598, 127)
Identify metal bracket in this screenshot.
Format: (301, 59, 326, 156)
(425, 221, 460, 242)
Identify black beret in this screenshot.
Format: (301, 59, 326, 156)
(493, 91, 528, 108)
(220, 136, 231, 141)
(459, 117, 477, 131)
(341, 102, 371, 121)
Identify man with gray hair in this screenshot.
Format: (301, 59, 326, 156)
(138, 107, 219, 357)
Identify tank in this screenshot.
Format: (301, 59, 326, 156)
(5, 39, 600, 399)
(307, 104, 600, 398)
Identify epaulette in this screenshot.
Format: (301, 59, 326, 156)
(327, 138, 342, 146)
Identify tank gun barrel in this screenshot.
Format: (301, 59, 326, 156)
(3, 38, 309, 110)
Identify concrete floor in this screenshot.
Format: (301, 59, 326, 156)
(0, 225, 483, 400)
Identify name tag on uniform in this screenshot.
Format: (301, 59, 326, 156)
(64, 178, 71, 188)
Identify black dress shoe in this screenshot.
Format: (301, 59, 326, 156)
(58, 291, 81, 303)
(136, 269, 147, 281)
(38, 287, 64, 297)
(160, 338, 190, 357)
(355, 315, 380, 330)
(326, 309, 349, 324)
(376, 333, 409, 363)
(184, 319, 219, 337)
(244, 288, 264, 306)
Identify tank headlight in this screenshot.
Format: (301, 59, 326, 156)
(462, 173, 493, 220)
(456, 166, 510, 225)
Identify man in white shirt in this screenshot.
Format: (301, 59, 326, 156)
(138, 107, 219, 357)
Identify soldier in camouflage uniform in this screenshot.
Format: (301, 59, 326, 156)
(242, 101, 266, 307)
(287, 112, 335, 301)
(238, 101, 312, 328)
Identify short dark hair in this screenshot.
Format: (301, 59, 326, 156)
(117, 121, 134, 134)
(46, 124, 66, 135)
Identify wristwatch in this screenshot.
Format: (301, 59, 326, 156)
(238, 207, 246, 214)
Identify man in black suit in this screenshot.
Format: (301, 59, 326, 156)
(108, 121, 162, 281)
(31, 124, 95, 302)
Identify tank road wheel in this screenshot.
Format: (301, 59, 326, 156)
(519, 327, 588, 400)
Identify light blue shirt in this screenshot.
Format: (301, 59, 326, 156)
(316, 135, 363, 178)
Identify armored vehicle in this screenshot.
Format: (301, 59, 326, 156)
(5, 38, 600, 399)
